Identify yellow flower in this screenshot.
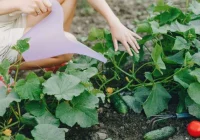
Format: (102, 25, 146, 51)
(106, 87, 114, 94)
(3, 129, 12, 136)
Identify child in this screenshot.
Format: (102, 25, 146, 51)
(0, 0, 141, 70)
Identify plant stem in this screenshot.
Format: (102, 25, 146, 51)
(17, 103, 21, 117)
(3, 121, 19, 129)
(99, 76, 116, 90)
(107, 80, 133, 97)
(134, 62, 153, 74)
(10, 106, 19, 120)
(118, 52, 126, 66)
(14, 56, 22, 83)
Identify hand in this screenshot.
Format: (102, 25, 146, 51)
(109, 20, 142, 56)
(16, 0, 52, 16)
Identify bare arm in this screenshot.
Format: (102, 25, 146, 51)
(0, 0, 19, 15)
(87, 0, 142, 55)
(87, 0, 119, 27)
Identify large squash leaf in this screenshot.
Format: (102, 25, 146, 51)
(174, 68, 195, 88)
(185, 96, 200, 118)
(190, 68, 200, 83)
(15, 72, 42, 100)
(122, 87, 150, 113)
(31, 124, 67, 140)
(43, 73, 84, 100)
(56, 92, 99, 128)
(67, 67, 98, 82)
(25, 101, 46, 117)
(0, 87, 20, 116)
(143, 84, 171, 118)
(188, 82, 200, 105)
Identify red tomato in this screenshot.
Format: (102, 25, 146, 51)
(187, 121, 200, 137)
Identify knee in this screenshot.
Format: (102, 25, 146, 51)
(64, 32, 77, 41)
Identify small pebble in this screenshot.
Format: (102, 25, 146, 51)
(96, 132, 107, 140)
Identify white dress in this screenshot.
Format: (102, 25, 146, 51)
(0, 12, 26, 64)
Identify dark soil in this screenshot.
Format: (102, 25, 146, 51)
(65, 0, 197, 140)
(66, 103, 194, 140)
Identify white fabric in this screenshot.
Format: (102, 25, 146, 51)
(0, 12, 26, 64)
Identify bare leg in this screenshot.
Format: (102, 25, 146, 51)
(12, 0, 77, 70)
(61, 0, 77, 31)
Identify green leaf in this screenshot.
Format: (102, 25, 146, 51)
(15, 72, 42, 100)
(192, 52, 200, 66)
(90, 89, 105, 103)
(0, 136, 11, 140)
(184, 52, 194, 67)
(0, 88, 20, 116)
(12, 38, 30, 54)
(136, 22, 152, 33)
(0, 60, 10, 81)
(188, 20, 200, 35)
(172, 36, 190, 50)
(150, 21, 168, 34)
(15, 134, 31, 140)
(144, 72, 154, 82)
(193, 39, 200, 51)
(92, 43, 108, 54)
(66, 56, 97, 70)
(184, 28, 196, 41)
(25, 101, 46, 117)
(20, 111, 59, 127)
(68, 67, 98, 82)
(35, 112, 60, 127)
(43, 73, 84, 100)
(122, 87, 150, 113)
(56, 92, 99, 127)
(132, 50, 140, 63)
(20, 113, 37, 126)
(164, 50, 184, 64)
(185, 96, 200, 118)
(188, 82, 200, 105)
(173, 68, 195, 88)
(155, 8, 182, 25)
(151, 44, 166, 73)
(190, 68, 200, 83)
(169, 20, 191, 33)
(31, 124, 67, 140)
(143, 84, 171, 118)
(88, 28, 104, 41)
(189, 0, 200, 15)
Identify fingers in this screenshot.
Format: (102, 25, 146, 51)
(122, 41, 133, 56)
(130, 35, 140, 50)
(131, 31, 142, 40)
(43, 0, 52, 8)
(34, 7, 42, 15)
(36, 0, 48, 13)
(112, 37, 119, 51)
(34, 0, 52, 16)
(127, 37, 139, 54)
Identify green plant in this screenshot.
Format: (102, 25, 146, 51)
(85, 0, 200, 118)
(0, 39, 105, 139)
(0, 0, 200, 139)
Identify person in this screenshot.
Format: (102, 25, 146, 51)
(0, 0, 141, 70)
